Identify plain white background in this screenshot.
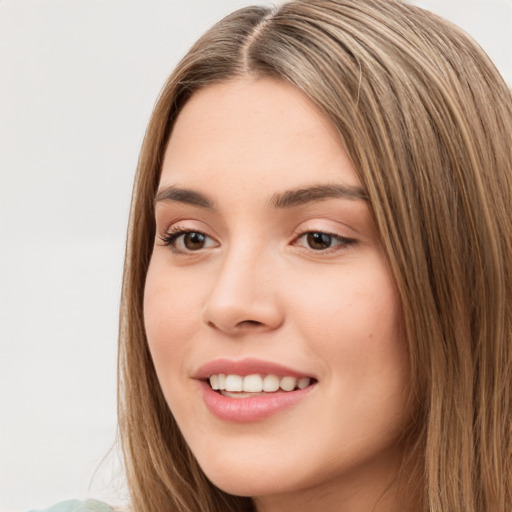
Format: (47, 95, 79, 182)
(0, 1, 510, 511)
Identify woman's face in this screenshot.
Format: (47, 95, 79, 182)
(144, 78, 412, 510)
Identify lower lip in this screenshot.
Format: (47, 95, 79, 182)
(199, 381, 316, 423)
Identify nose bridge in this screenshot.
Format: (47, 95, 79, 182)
(201, 236, 283, 333)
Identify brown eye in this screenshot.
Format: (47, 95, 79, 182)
(161, 229, 218, 253)
(306, 232, 333, 250)
(294, 231, 357, 252)
(183, 232, 206, 250)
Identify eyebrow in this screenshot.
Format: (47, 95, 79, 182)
(154, 183, 368, 209)
(154, 186, 215, 209)
(270, 184, 368, 208)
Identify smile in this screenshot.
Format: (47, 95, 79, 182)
(209, 373, 312, 394)
(194, 358, 317, 422)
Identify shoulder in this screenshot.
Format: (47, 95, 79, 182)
(28, 500, 113, 512)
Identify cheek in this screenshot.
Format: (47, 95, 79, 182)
(289, 260, 402, 344)
(143, 259, 200, 378)
(144, 255, 204, 330)
(288, 260, 408, 393)
(143, 260, 207, 425)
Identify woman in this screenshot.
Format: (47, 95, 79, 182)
(51, 0, 512, 511)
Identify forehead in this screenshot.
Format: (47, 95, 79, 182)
(161, 77, 361, 196)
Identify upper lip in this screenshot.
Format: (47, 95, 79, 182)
(193, 357, 316, 380)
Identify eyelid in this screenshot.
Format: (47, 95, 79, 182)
(157, 219, 358, 256)
(158, 223, 219, 254)
(291, 223, 358, 253)
(156, 217, 217, 241)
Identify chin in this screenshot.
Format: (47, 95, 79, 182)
(193, 448, 305, 498)
(206, 469, 301, 499)
(209, 475, 273, 498)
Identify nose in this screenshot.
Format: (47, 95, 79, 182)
(201, 246, 284, 335)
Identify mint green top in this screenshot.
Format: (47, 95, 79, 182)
(29, 500, 113, 512)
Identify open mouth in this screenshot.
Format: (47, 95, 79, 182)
(199, 366, 318, 421)
(208, 373, 317, 397)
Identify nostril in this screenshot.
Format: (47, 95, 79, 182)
(236, 320, 263, 328)
(207, 319, 261, 328)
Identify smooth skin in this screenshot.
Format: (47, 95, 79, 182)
(144, 77, 415, 512)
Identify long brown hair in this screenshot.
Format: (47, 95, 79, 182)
(118, 1, 512, 511)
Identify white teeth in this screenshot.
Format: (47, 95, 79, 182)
(225, 374, 243, 392)
(297, 377, 311, 389)
(279, 376, 297, 391)
(262, 374, 280, 392)
(208, 373, 313, 393)
(210, 374, 219, 390)
(242, 374, 263, 392)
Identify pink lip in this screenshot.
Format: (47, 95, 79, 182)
(199, 381, 316, 423)
(193, 357, 315, 380)
(193, 358, 317, 423)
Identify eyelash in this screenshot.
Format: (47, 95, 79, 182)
(159, 226, 357, 255)
(292, 230, 357, 253)
(159, 227, 216, 254)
